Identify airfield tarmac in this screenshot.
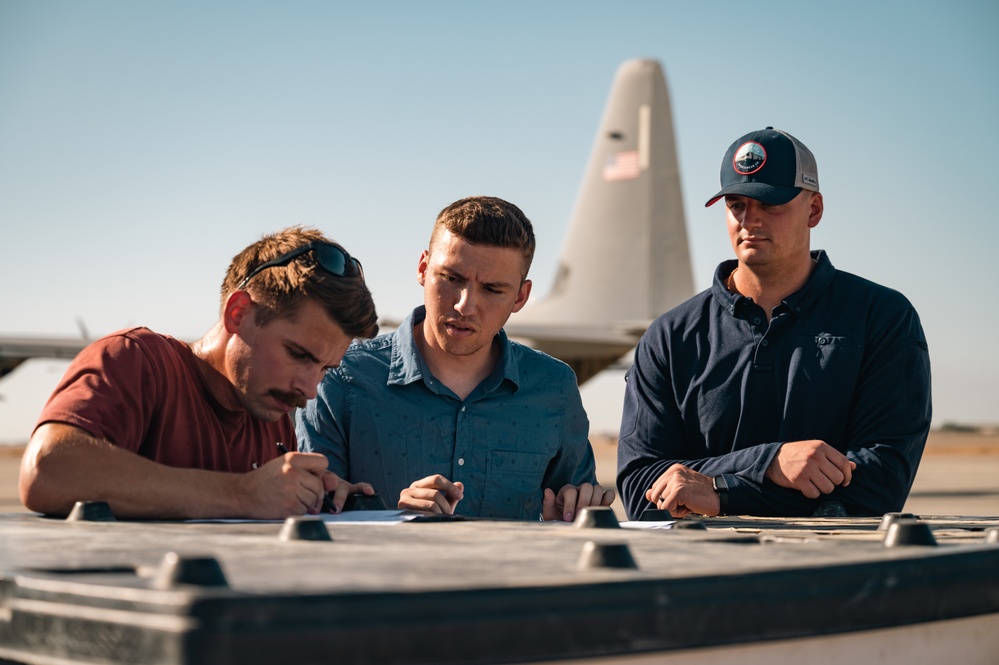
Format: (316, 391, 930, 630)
(1, 431, 997, 516)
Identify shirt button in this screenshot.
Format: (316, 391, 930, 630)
(752, 317, 762, 325)
(761, 339, 769, 347)
(458, 458, 465, 466)
(461, 406, 466, 412)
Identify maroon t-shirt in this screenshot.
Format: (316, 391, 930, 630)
(36, 327, 293, 472)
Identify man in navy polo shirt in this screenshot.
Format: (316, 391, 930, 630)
(617, 128, 932, 519)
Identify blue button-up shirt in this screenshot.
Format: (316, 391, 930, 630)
(297, 306, 597, 520)
(617, 251, 932, 518)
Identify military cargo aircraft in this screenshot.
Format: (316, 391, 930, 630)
(0, 59, 694, 385)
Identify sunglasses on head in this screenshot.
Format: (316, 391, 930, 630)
(237, 241, 364, 290)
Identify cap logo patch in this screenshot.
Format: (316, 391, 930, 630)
(733, 141, 766, 175)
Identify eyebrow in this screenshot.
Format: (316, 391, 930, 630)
(289, 341, 322, 365)
(482, 278, 515, 291)
(441, 265, 512, 288)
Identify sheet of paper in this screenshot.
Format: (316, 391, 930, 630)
(186, 510, 419, 525)
(320, 510, 417, 524)
(620, 520, 675, 529)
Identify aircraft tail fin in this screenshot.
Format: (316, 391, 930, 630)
(508, 58, 694, 382)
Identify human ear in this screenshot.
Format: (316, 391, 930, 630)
(417, 249, 430, 287)
(222, 290, 253, 333)
(807, 193, 824, 229)
(511, 279, 532, 313)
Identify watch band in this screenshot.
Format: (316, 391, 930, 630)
(712, 475, 730, 516)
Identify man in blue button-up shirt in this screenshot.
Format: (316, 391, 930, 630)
(298, 196, 615, 520)
(617, 128, 931, 519)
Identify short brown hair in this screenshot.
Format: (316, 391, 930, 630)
(222, 227, 378, 338)
(429, 196, 536, 279)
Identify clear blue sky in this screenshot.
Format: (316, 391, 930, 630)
(1, 1, 996, 442)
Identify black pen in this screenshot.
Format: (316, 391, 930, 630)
(277, 442, 336, 513)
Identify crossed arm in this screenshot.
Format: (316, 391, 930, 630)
(19, 423, 373, 519)
(644, 440, 856, 518)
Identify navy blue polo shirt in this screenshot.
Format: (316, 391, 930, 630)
(617, 250, 932, 518)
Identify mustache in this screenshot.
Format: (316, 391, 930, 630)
(270, 390, 307, 409)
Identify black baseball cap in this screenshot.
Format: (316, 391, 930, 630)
(705, 127, 819, 207)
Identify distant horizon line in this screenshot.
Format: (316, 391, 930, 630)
(3, 424, 999, 450)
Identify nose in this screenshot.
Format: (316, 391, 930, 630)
(293, 366, 325, 402)
(454, 287, 478, 316)
(305, 374, 321, 401)
(739, 201, 764, 230)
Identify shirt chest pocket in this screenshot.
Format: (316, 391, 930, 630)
(787, 334, 863, 396)
(482, 450, 551, 519)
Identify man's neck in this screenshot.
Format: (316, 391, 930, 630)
(730, 256, 816, 320)
(189, 323, 243, 412)
(414, 320, 499, 401)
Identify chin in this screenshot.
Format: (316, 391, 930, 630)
(249, 409, 279, 422)
(247, 401, 287, 422)
(440, 338, 487, 358)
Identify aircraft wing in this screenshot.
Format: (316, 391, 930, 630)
(505, 322, 647, 350)
(0, 336, 89, 378)
(505, 321, 649, 383)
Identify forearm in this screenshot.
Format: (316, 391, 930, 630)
(833, 440, 926, 515)
(618, 440, 785, 519)
(717, 475, 822, 516)
(21, 424, 246, 519)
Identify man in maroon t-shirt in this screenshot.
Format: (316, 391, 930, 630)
(20, 227, 379, 520)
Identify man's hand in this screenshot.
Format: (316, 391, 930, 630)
(325, 479, 377, 514)
(242, 451, 343, 519)
(765, 440, 856, 499)
(644, 465, 720, 518)
(542, 483, 616, 521)
(398, 474, 464, 515)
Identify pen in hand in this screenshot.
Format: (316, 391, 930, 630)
(276, 442, 336, 514)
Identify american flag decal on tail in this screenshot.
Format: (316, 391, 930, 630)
(603, 150, 640, 181)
